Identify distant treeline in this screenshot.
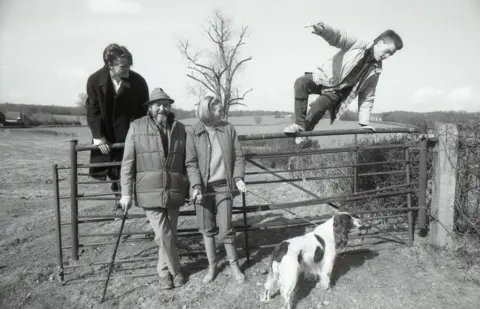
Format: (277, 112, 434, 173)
(174, 109, 292, 119)
(380, 110, 480, 127)
(7, 102, 476, 128)
(228, 110, 292, 117)
(0, 102, 292, 120)
(0, 103, 87, 116)
(339, 109, 480, 127)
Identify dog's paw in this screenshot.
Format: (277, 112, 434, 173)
(316, 276, 330, 291)
(259, 291, 270, 303)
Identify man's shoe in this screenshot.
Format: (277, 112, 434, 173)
(159, 274, 174, 290)
(173, 271, 186, 287)
(284, 123, 305, 134)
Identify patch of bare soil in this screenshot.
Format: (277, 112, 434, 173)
(1, 130, 479, 309)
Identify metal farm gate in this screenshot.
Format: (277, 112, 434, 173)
(51, 126, 429, 286)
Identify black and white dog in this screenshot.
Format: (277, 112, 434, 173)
(260, 212, 362, 309)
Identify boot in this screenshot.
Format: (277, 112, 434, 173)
(202, 236, 217, 284)
(173, 270, 186, 288)
(224, 242, 245, 283)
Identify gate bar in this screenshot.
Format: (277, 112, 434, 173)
(242, 192, 250, 263)
(52, 164, 64, 282)
(417, 123, 428, 235)
(238, 127, 421, 141)
(245, 159, 409, 175)
(245, 143, 408, 159)
(242, 190, 417, 213)
(244, 170, 406, 185)
(405, 149, 414, 245)
(70, 139, 79, 260)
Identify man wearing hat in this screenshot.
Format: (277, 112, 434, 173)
(118, 87, 188, 289)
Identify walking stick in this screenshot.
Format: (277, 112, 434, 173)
(100, 204, 128, 303)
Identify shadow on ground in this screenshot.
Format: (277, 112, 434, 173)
(290, 249, 379, 309)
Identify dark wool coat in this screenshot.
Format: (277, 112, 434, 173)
(85, 66, 149, 181)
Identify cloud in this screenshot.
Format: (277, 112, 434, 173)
(414, 86, 474, 103)
(58, 67, 89, 79)
(412, 86, 478, 112)
(447, 87, 473, 102)
(413, 87, 446, 103)
(86, 0, 142, 14)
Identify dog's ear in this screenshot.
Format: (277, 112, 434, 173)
(343, 215, 356, 231)
(333, 214, 343, 234)
(333, 214, 346, 247)
(333, 213, 351, 248)
(338, 213, 352, 230)
(333, 213, 340, 227)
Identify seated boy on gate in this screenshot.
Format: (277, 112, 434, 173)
(284, 21, 403, 144)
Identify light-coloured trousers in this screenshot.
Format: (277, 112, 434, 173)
(144, 207, 181, 278)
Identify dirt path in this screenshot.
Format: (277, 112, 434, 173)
(1, 130, 479, 309)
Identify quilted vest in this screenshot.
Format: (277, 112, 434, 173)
(132, 115, 188, 208)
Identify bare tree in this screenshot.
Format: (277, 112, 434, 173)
(178, 10, 252, 119)
(75, 93, 88, 108)
(188, 85, 208, 107)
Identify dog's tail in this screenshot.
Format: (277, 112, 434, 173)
(267, 242, 282, 275)
(268, 244, 285, 281)
(261, 246, 281, 303)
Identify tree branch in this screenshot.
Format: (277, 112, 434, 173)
(178, 39, 216, 74)
(187, 74, 215, 93)
(231, 56, 252, 77)
(188, 65, 218, 92)
(229, 102, 247, 107)
(228, 25, 248, 68)
(204, 26, 220, 45)
(229, 88, 252, 104)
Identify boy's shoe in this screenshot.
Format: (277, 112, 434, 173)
(284, 123, 305, 134)
(159, 274, 174, 290)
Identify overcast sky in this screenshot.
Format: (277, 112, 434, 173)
(1, 0, 479, 113)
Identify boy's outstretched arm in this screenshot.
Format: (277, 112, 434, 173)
(305, 22, 368, 50)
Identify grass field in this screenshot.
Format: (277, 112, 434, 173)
(1, 117, 479, 309)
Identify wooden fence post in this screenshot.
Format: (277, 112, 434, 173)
(429, 123, 458, 247)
